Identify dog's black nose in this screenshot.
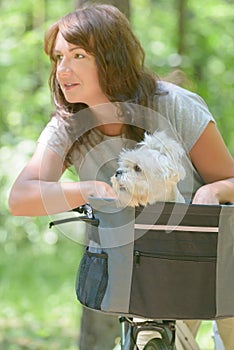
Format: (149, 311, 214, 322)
(115, 169, 123, 177)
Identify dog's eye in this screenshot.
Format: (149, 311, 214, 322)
(134, 164, 142, 172)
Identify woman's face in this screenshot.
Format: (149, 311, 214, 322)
(54, 32, 109, 106)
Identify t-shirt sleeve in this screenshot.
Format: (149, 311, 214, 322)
(157, 82, 216, 151)
(37, 116, 73, 161)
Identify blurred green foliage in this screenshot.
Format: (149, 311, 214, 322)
(0, 236, 83, 349)
(132, 0, 234, 149)
(0, 0, 233, 348)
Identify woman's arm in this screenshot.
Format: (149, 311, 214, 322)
(190, 122, 234, 204)
(8, 143, 116, 216)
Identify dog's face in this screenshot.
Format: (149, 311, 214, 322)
(111, 131, 186, 207)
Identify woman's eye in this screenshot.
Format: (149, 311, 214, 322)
(75, 53, 85, 59)
(55, 54, 63, 61)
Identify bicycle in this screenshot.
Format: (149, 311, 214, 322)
(50, 201, 234, 350)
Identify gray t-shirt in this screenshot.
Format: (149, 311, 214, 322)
(38, 82, 215, 201)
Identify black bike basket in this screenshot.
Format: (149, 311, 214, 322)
(54, 200, 234, 320)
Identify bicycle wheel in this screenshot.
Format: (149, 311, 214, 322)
(143, 338, 169, 350)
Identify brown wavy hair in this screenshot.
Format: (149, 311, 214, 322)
(44, 4, 160, 164)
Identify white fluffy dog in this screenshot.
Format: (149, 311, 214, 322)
(111, 131, 186, 207)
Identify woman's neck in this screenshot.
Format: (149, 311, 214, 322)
(96, 123, 124, 136)
(90, 102, 124, 136)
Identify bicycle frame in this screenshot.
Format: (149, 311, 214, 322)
(119, 316, 176, 350)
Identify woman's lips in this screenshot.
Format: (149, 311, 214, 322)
(64, 83, 80, 90)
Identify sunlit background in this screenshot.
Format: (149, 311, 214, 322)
(1, 0, 233, 348)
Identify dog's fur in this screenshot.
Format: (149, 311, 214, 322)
(111, 131, 186, 207)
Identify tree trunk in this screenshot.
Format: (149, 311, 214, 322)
(177, 0, 186, 55)
(75, 0, 130, 19)
(79, 307, 120, 350)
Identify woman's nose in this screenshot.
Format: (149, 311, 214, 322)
(57, 59, 72, 75)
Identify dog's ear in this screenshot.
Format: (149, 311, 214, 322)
(161, 138, 185, 162)
(149, 131, 186, 181)
(144, 131, 185, 159)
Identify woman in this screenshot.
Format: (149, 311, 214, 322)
(9, 4, 234, 350)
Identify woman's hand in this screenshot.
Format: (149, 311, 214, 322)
(192, 179, 234, 205)
(80, 181, 117, 203)
(192, 183, 220, 205)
